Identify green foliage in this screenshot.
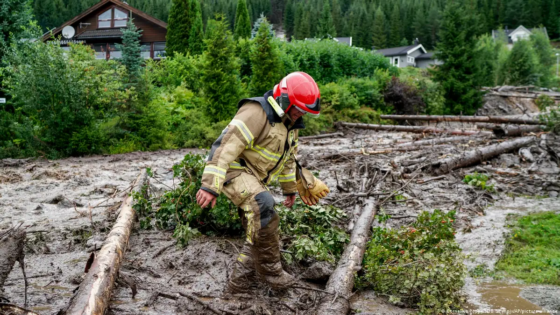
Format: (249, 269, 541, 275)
(277, 200, 349, 264)
(166, 0, 193, 57)
(503, 40, 539, 86)
(371, 6, 387, 49)
(463, 172, 495, 192)
(0, 0, 36, 62)
(495, 212, 560, 285)
(389, 4, 403, 47)
(431, 0, 482, 115)
(536, 94, 555, 111)
(251, 13, 273, 39)
(201, 15, 243, 122)
(539, 104, 560, 134)
(317, 0, 336, 38)
(359, 210, 466, 314)
(116, 19, 144, 81)
(188, 0, 204, 55)
(530, 29, 555, 87)
(249, 18, 283, 96)
(234, 0, 251, 40)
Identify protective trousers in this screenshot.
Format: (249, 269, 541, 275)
(222, 172, 283, 292)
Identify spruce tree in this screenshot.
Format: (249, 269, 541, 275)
(166, 0, 191, 57)
(293, 3, 304, 40)
(372, 6, 387, 49)
(431, 0, 482, 115)
(427, 5, 440, 49)
(389, 4, 403, 47)
(331, 0, 342, 35)
(234, 0, 251, 39)
(504, 40, 539, 85)
(317, 0, 336, 37)
(188, 0, 204, 55)
(412, 7, 428, 48)
(201, 15, 242, 122)
(283, 0, 295, 40)
(249, 18, 283, 96)
(116, 19, 144, 81)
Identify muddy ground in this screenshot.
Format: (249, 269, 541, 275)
(1, 127, 559, 314)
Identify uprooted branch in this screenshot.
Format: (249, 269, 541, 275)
(336, 122, 492, 136)
(380, 114, 541, 125)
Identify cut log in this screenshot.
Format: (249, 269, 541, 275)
(395, 135, 491, 148)
(0, 303, 39, 315)
(476, 123, 544, 137)
(63, 170, 148, 315)
(380, 115, 541, 125)
(429, 136, 536, 175)
(318, 145, 452, 159)
(315, 198, 377, 315)
(337, 122, 492, 136)
(0, 228, 25, 290)
(299, 132, 344, 141)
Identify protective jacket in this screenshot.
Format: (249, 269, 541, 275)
(201, 90, 303, 197)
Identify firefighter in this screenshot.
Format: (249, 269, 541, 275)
(195, 72, 330, 293)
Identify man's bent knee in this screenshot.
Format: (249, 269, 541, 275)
(255, 191, 276, 228)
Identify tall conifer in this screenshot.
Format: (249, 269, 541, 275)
(318, 0, 336, 37)
(372, 6, 387, 49)
(166, 0, 191, 56)
(283, 0, 295, 40)
(234, 0, 251, 39)
(188, 0, 204, 55)
(389, 4, 403, 47)
(249, 18, 283, 95)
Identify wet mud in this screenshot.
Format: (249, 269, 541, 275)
(0, 129, 559, 314)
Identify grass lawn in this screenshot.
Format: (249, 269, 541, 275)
(495, 211, 560, 285)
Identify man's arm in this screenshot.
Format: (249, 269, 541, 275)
(199, 103, 267, 201)
(279, 132, 298, 200)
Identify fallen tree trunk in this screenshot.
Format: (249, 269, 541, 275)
(319, 145, 452, 159)
(380, 115, 541, 125)
(299, 132, 344, 141)
(476, 123, 545, 137)
(64, 170, 148, 315)
(315, 198, 377, 315)
(337, 122, 492, 136)
(429, 136, 536, 175)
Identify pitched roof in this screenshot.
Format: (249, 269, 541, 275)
(334, 37, 352, 46)
(41, 0, 167, 42)
(76, 29, 123, 39)
(491, 25, 548, 43)
(375, 44, 427, 57)
(416, 52, 434, 60)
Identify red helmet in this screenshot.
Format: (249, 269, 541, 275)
(273, 72, 321, 116)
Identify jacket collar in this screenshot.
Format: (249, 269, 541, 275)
(263, 90, 305, 130)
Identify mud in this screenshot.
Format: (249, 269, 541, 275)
(0, 129, 559, 314)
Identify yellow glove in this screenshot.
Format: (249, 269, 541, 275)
(296, 167, 330, 206)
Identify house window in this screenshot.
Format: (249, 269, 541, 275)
(154, 42, 166, 59)
(407, 56, 415, 63)
(141, 43, 152, 59)
(98, 8, 129, 28)
(393, 57, 399, 66)
(92, 43, 108, 60)
(108, 44, 122, 59)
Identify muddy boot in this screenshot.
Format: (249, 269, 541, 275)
(226, 243, 257, 294)
(252, 209, 298, 289)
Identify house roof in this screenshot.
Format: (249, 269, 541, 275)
(416, 52, 434, 60)
(375, 44, 427, 57)
(76, 29, 123, 39)
(334, 37, 352, 46)
(41, 0, 167, 42)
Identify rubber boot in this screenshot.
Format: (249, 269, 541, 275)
(226, 243, 257, 293)
(253, 212, 297, 289)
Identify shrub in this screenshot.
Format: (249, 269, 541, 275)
(536, 94, 555, 111)
(384, 76, 426, 115)
(463, 172, 495, 192)
(359, 210, 466, 314)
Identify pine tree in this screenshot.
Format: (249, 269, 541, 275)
(427, 5, 440, 49)
(389, 3, 403, 46)
(252, 13, 274, 39)
(201, 15, 242, 122)
(293, 3, 304, 40)
(504, 39, 539, 85)
(371, 6, 386, 49)
(431, 0, 482, 115)
(166, 0, 192, 57)
(317, 0, 336, 37)
(413, 7, 428, 48)
(234, 0, 251, 39)
(283, 0, 295, 40)
(188, 0, 204, 55)
(249, 18, 283, 95)
(357, 7, 371, 48)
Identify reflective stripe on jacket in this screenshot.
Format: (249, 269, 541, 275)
(201, 101, 300, 197)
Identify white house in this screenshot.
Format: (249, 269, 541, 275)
(492, 25, 548, 48)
